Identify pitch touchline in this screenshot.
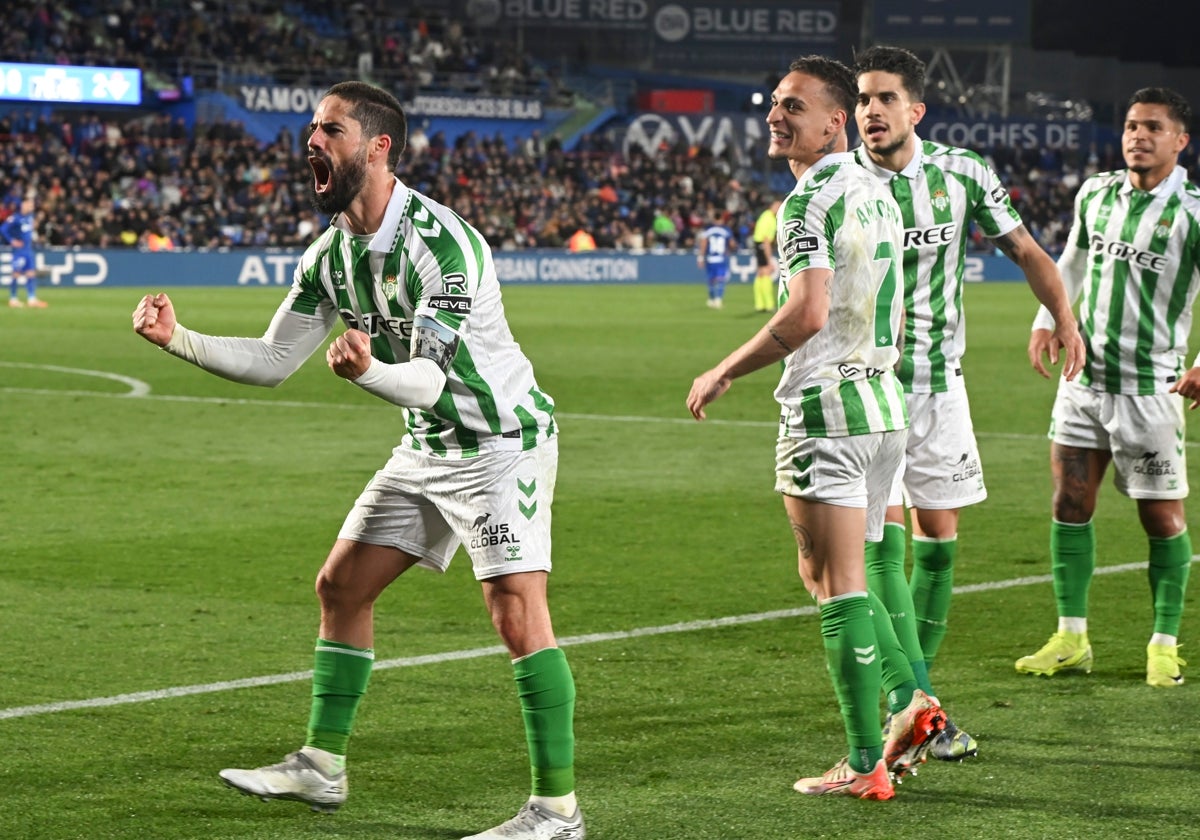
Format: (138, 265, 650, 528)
(5, 362, 1197, 442)
(0, 559, 1185, 722)
(0, 369, 1124, 438)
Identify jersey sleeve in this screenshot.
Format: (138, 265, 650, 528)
(778, 189, 835, 279)
(968, 154, 1023, 239)
(1033, 181, 1091, 331)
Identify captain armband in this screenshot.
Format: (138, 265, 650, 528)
(412, 315, 461, 372)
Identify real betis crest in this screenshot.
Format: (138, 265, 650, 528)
(1155, 218, 1172, 239)
(383, 274, 399, 299)
(931, 189, 950, 212)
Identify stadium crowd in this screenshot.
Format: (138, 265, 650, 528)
(5, 1, 1200, 257)
(10, 106, 1200, 257)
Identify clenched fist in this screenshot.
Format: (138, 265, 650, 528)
(327, 329, 374, 380)
(132, 293, 177, 347)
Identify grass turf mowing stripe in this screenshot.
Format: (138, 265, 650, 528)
(0, 559, 1180, 722)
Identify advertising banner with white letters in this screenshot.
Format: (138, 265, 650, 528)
(6, 249, 1024, 288)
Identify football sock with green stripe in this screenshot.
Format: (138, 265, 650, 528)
(306, 638, 374, 756)
(1050, 519, 1095, 621)
(1149, 530, 1192, 637)
(911, 536, 957, 666)
(820, 592, 884, 774)
(866, 523, 935, 699)
(864, 583, 917, 715)
(515, 647, 577, 798)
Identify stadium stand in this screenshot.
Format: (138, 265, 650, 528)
(3, 1, 1199, 255)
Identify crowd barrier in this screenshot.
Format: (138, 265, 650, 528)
(2, 248, 1025, 288)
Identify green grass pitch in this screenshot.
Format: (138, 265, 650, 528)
(1, 280, 1198, 839)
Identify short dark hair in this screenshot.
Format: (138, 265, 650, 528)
(787, 55, 857, 117)
(324, 81, 408, 168)
(853, 45, 926, 102)
(1127, 87, 1192, 132)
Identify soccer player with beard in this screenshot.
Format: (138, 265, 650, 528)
(688, 55, 944, 800)
(1017, 87, 1200, 689)
(133, 81, 584, 840)
(851, 46, 1084, 760)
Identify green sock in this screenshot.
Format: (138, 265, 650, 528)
(1149, 531, 1192, 637)
(514, 647, 576, 797)
(1050, 519, 1095, 620)
(910, 537, 957, 666)
(820, 593, 883, 773)
(866, 589, 917, 714)
(867, 523, 934, 698)
(306, 638, 374, 756)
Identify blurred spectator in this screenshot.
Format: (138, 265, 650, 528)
(2, 102, 1179, 258)
(567, 227, 596, 252)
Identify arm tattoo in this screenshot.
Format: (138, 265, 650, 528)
(768, 325, 794, 353)
(991, 228, 1023, 261)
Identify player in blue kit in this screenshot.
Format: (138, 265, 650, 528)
(1, 197, 46, 308)
(696, 215, 736, 309)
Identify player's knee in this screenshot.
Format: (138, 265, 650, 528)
(315, 564, 370, 609)
(1050, 490, 1094, 524)
(1138, 501, 1187, 538)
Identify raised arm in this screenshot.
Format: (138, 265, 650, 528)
(133, 289, 337, 387)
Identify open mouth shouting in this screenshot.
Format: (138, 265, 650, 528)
(309, 153, 332, 196)
(307, 147, 367, 216)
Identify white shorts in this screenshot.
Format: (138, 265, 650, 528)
(1050, 378, 1188, 500)
(338, 437, 558, 580)
(887, 388, 987, 509)
(775, 431, 906, 542)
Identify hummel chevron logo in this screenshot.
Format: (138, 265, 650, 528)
(792, 454, 814, 491)
(854, 645, 877, 665)
(517, 478, 537, 520)
(412, 206, 442, 239)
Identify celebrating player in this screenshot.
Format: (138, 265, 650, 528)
(133, 81, 583, 840)
(688, 55, 944, 800)
(1017, 87, 1200, 688)
(851, 45, 1084, 759)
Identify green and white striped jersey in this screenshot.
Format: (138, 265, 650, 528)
(1033, 165, 1200, 395)
(854, 138, 1022, 393)
(774, 152, 908, 438)
(287, 178, 555, 457)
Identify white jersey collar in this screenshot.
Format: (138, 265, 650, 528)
(1119, 165, 1185, 200)
(331, 177, 412, 253)
(853, 134, 924, 181)
(798, 151, 856, 185)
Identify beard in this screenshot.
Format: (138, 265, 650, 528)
(309, 147, 368, 216)
(867, 129, 909, 158)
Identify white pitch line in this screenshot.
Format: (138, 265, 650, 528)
(0, 558, 1184, 722)
(0, 361, 151, 396)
